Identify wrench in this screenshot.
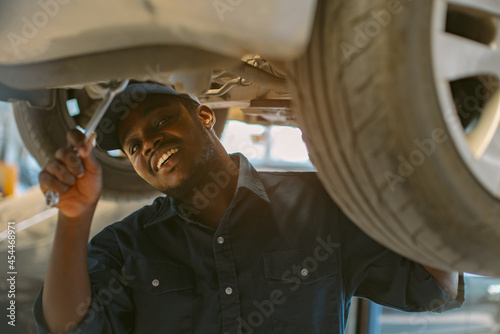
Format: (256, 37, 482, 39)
(45, 79, 130, 207)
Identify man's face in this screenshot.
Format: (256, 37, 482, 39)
(118, 95, 217, 197)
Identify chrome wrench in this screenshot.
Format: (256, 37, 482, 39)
(45, 79, 129, 207)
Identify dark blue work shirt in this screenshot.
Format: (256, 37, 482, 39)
(34, 153, 464, 334)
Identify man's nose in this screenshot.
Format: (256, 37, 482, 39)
(142, 135, 162, 156)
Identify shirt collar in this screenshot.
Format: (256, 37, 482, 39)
(143, 196, 178, 227)
(231, 153, 270, 204)
(144, 153, 270, 227)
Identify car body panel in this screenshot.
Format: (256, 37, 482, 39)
(0, 0, 318, 65)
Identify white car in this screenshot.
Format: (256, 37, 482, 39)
(1, 0, 499, 276)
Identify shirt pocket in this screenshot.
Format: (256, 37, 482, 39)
(123, 256, 194, 333)
(263, 248, 341, 334)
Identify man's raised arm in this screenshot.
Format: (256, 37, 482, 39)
(38, 129, 102, 333)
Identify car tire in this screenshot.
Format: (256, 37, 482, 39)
(288, 0, 500, 275)
(13, 90, 160, 201)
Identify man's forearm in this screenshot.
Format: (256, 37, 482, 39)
(42, 209, 96, 333)
(422, 264, 459, 300)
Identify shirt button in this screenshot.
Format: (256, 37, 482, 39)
(152, 279, 160, 287)
(217, 237, 225, 244)
(225, 287, 233, 295)
(300, 269, 309, 277)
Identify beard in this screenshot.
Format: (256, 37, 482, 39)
(161, 124, 223, 202)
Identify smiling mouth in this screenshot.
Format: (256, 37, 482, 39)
(156, 148, 179, 171)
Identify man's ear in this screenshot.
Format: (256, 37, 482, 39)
(197, 105, 216, 130)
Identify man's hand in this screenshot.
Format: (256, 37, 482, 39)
(39, 129, 102, 218)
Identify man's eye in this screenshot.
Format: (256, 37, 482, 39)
(130, 143, 140, 155)
(157, 117, 169, 127)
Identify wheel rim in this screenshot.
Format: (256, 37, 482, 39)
(432, 0, 500, 199)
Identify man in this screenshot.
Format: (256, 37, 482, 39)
(34, 83, 464, 334)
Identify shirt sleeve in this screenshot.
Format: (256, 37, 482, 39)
(339, 213, 465, 313)
(33, 227, 136, 334)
